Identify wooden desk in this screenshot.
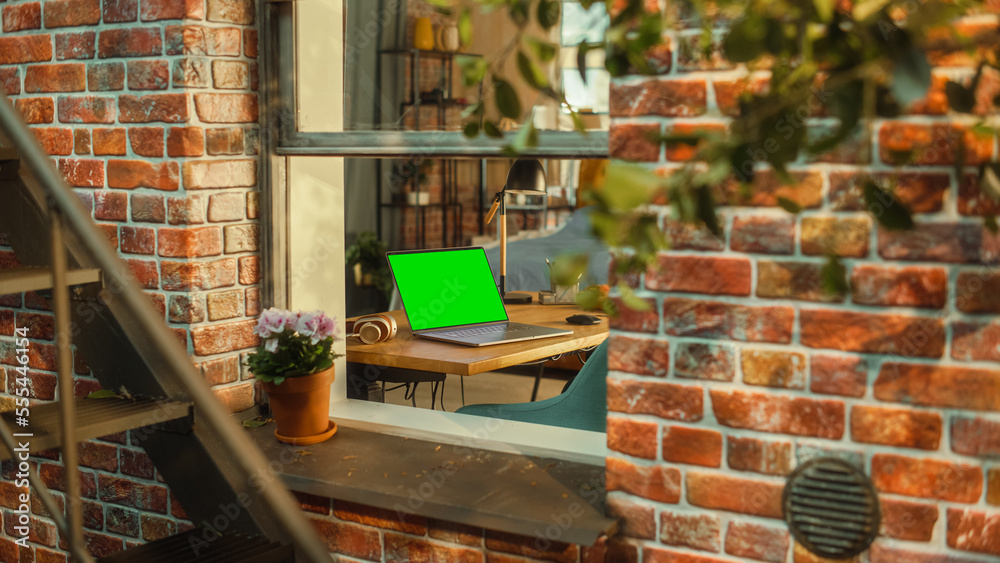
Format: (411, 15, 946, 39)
(346, 299, 608, 376)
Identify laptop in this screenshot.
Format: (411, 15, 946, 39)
(386, 247, 573, 347)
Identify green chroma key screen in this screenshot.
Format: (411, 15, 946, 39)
(387, 248, 509, 331)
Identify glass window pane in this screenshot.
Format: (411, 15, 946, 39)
(561, 68, 610, 114)
(560, 2, 608, 46)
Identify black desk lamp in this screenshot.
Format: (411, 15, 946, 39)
(486, 159, 546, 304)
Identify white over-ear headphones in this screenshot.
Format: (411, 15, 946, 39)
(349, 313, 397, 344)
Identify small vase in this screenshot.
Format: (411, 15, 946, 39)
(262, 366, 337, 445)
(413, 17, 434, 51)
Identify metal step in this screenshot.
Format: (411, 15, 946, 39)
(97, 529, 294, 563)
(0, 266, 100, 295)
(0, 397, 192, 459)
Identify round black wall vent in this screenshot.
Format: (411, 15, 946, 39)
(783, 457, 881, 559)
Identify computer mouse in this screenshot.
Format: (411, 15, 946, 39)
(566, 314, 601, 325)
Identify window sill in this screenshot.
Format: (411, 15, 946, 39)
(243, 401, 615, 546)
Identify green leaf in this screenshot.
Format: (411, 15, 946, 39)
(569, 111, 586, 133)
(945, 81, 976, 113)
(523, 36, 557, 63)
(504, 120, 538, 155)
(821, 255, 849, 297)
(458, 8, 472, 46)
(460, 101, 482, 119)
(536, 0, 560, 29)
(864, 181, 914, 231)
(494, 78, 521, 119)
(242, 418, 267, 428)
(853, 0, 892, 21)
(814, 0, 835, 21)
(509, 0, 529, 26)
(722, 19, 766, 63)
(603, 164, 661, 211)
(891, 47, 931, 106)
(986, 214, 999, 234)
(463, 122, 479, 138)
(617, 284, 651, 312)
(776, 197, 803, 214)
(576, 41, 594, 83)
(457, 56, 488, 87)
(483, 120, 503, 138)
(694, 185, 721, 236)
(516, 51, 549, 89)
(575, 286, 603, 310)
(979, 163, 1000, 199)
(86, 389, 121, 399)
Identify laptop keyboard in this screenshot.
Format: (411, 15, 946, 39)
(434, 324, 528, 338)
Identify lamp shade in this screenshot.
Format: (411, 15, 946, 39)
(503, 159, 546, 194)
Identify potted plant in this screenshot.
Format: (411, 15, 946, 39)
(346, 231, 391, 293)
(247, 308, 342, 445)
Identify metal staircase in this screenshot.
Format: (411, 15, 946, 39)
(0, 92, 331, 562)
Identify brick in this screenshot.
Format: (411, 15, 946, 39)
(608, 379, 703, 422)
(119, 94, 188, 123)
(125, 259, 158, 288)
(810, 355, 867, 398)
(141, 0, 203, 20)
(3, 2, 41, 31)
(212, 382, 254, 412)
(756, 261, 841, 303)
(609, 123, 660, 161)
(829, 172, 948, 214)
(730, 216, 794, 254)
(222, 224, 257, 253)
(956, 271, 1000, 313)
(309, 518, 381, 561)
(727, 436, 792, 476)
(800, 310, 945, 358)
(953, 321, 1000, 362)
(662, 426, 721, 467)
(643, 547, 729, 563)
(97, 474, 167, 512)
(611, 79, 707, 117)
(872, 454, 982, 503)
(875, 362, 1000, 411)
(98, 28, 162, 58)
(15, 97, 55, 124)
(167, 294, 205, 323)
(126, 60, 169, 90)
(951, 416, 1000, 456)
(879, 122, 992, 166)
(663, 298, 793, 343)
(58, 95, 115, 123)
(92, 128, 126, 156)
(58, 158, 103, 187)
(237, 255, 258, 284)
(128, 127, 164, 157)
(211, 59, 248, 89)
(183, 159, 255, 189)
(87, 62, 124, 91)
(162, 259, 236, 291)
(194, 93, 257, 123)
(0, 68, 20, 95)
(165, 25, 240, 56)
(17, 312, 53, 340)
(990, 469, 1000, 506)
(386, 532, 483, 563)
(657, 510, 720, 552)
(725, 522, 788, 563)
(55, 31, 94, 60)
(741, 349, 806, 389)
(609, 296, 658, 333)
(293, 491, 330, 515)
(74, 129, 90, 154)
(485, 529, 577, 563)
(191, 319, 257, 355)
(166, 126, 204, 156)
(102, 0, 137, 22)
(801, 216, 871, 257)
(947, 509, 1000, 556)
(206, 127, 244, 155)
(172, 57, 210, 88)
(713, 76, 769, 117)
(94, 190, 128, 221)
(958, 173, 1000, 216)
(130, 193, 164, 223)
(244, 126, 258, 155)
(33, 128, 73, 155)
(664, 123, 726, 161)
(879, 223, 992, 264)
(674, 342, 734, 382)
(206, 289, 241, 320)
(244, 29, 257, 58)
(140, 515, 174, 542)
(606, 496, 655, 540)
(107, 160, 179, 190)
(0, 35, 52, 64)
(44, 0, 100, 26)
(208, 191, 248, 220)
(686, 472, 783, 518)
(711, 389, 844, 439)
(607, 417, 657, 459)
(880, 498, 938, 542)
(157, 227, 222, 257)
(662, 218, 724, 251)
(646, 255, 751, 296)
(717, 170, 824, 209)
(199, 356, 238, 385)
(120, 227, 155, 255)
(207, 0, 252, 23)
(167, 195, 206, 224)
(25, 63, 85, 93)
(851, 265, 947, 309)
(97, 223, 120, 249)
(851, 405, 941, 450)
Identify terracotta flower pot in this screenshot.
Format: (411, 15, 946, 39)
(262, 366, 337, 445)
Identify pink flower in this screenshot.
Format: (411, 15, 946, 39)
(297, 310, 337, 345)
(318, 314, 340, 342)
(264, 338, 279, 353)
(254, 308, 294, 339)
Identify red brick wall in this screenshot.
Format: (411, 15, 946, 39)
(0, 0, 260, 558)
(606, 6, 1000, 563)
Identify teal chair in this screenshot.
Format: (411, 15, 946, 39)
(456, 340, 608, 432)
